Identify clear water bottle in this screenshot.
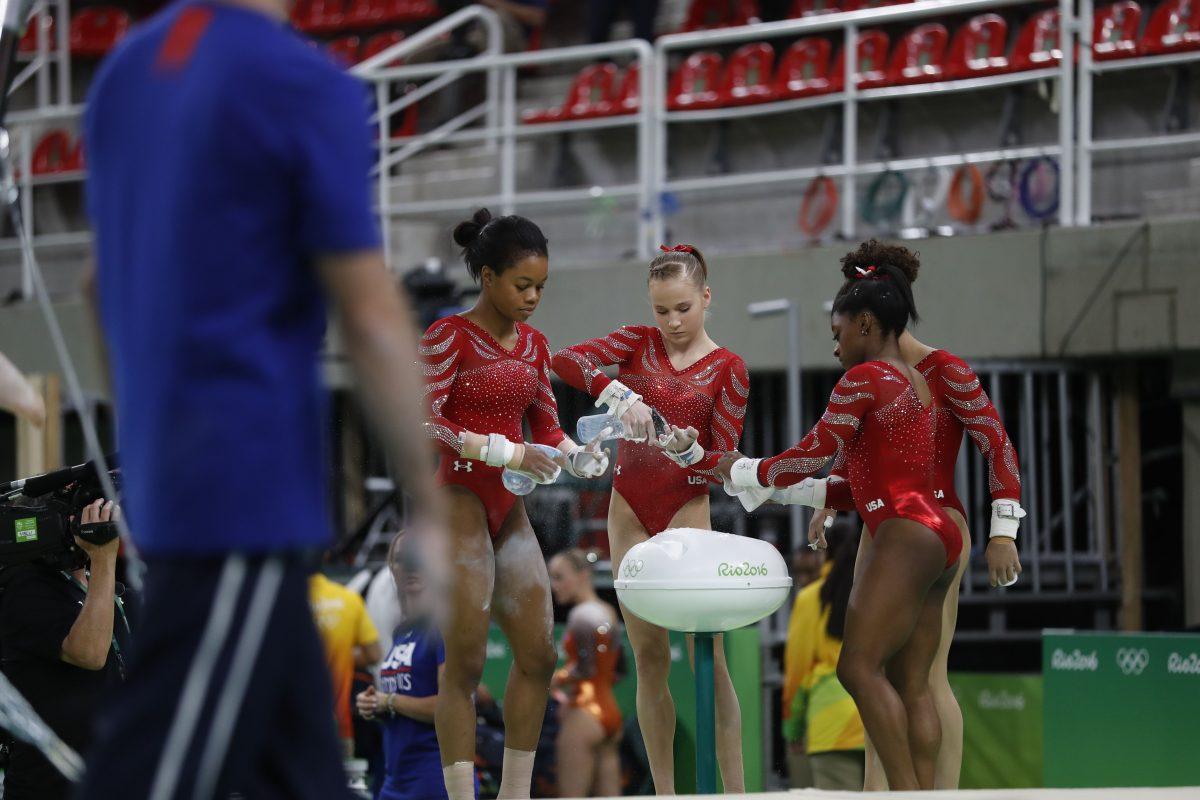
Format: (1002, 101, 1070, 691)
(576, 413, 623, 443)
(576, 410, 669, 443)
(502, 443, 562, 496)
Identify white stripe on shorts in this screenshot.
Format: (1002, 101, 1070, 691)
(148, 555, 247, 800)
(193, 556, 285, 800)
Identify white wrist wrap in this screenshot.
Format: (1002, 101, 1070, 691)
(989, 499, 1026, 540)
(664, 441, 705, 468)
(596, 380, 641, 418)
(729, 457, 765, 490)
(773, 477, 827, 509)
(726, 483, 773, 512)
(481, 433, 515, 468)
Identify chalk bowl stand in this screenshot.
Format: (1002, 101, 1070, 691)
(613, 528, 792, 794)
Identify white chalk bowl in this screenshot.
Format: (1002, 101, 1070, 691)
(613, 528, 792, 633)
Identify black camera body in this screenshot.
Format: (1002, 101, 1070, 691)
(0, 462, 121, 570)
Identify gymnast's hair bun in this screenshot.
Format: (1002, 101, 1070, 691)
(839, 239, 920, 285)
(452, 208, 548, 282)
(453, 208, 493, 248)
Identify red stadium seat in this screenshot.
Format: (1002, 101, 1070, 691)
(842, 0, 909, 11)
(1093, 1, 1142, 60)
(1139, 0, 1200, 54)
(682, 0, 759, 32)
(721, 42, 777, 105)
(18, 13, 55, 54)
(886, 23, 949, 84)
(69, 7, 130, 57)
(829, 29, 891, 91)
(31, 130, 74, 175)
(789, 0, 841, 16)
(944, 13, 1009, 80)
(386, 0, 438, 23)
(343, 0, 387, 29)
(326, 35, 361, 66)
(360, 31, 405, 65)
(521, 63, 618, 124)
(594, 63, 642, 117)
(775, 37, 834, 98)
(66, 138, 85, 172)
(667, 51, 725, 110)
(292, 0, 345, 33)
(1008, 9, 1063, 71)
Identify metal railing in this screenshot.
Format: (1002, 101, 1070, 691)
(353, 5, 657, 262)
(1076, 0, 1200, 224)
(9, 1, 1200, 272)
(653, 0, 1076, 244)
(11, 0, 73, 110)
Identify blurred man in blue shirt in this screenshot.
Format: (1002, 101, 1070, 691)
(81, 0, 441, 796)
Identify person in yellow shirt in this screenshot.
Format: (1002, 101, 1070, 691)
(782, 525, 865, 790)
(310, 570, 383, 758)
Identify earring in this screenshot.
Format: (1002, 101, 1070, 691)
(860, 327, 869, 336)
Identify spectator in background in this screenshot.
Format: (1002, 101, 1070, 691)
(784, 530, 827, 787)
(783, 523, 865, 791)
(547, 549, 625, 798)
(357, 534, 471, 800)
(311, 568, 383, 757)
(586, 0, 659, 43)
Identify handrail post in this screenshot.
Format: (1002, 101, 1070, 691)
(375, 81, 392, 269)
(500, 65, 517, 216)
(653, 38, 669, 250)
(1058, 0, 1075, 227)
(484, 10, 502, 152)
(635, 40, 654, 260)
(1077, 0, 1094, 225)
(35, 0, 49, 108)
(841, 22, 858, 240)
(55, 0, 70, 107)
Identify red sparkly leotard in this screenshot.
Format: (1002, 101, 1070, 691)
(557, 603, 623, 739)
(551, 325, 749, 535)
(420, 314, 568, 537)
(758, 361, 961, 568)
(825, 350, 1022, 521)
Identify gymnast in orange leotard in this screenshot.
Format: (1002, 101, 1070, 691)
(548, 549, 624, 799)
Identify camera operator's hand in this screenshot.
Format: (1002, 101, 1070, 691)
(74, 499, 121, 564)
(61, 499, 121, 671)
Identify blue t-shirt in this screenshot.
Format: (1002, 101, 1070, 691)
(83, 0, 380, 554)
(379, 621, 454, 800)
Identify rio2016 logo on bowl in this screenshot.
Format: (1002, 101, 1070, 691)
(621, 559, 645, 579)
(717, 562, 768, 578)
(1115, 648, 1150, 676)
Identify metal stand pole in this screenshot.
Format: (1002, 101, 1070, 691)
(694, 631, 717, 794)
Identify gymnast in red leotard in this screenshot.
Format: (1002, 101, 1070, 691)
(420, 209, 609, 800)
(551, 244, 749, 795)
(717, 258, 958, 792)
(787, 243, 1024, 791)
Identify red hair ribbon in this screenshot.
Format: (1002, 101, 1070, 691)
(659, 244, 697, 256)
(854, 265, 882, 280)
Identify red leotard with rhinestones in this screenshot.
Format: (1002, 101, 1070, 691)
(420, 315, 568, 538)
(759, 361, 961, 568)
(552, 325, 749, 535)
(825, 349, 1022, 522)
